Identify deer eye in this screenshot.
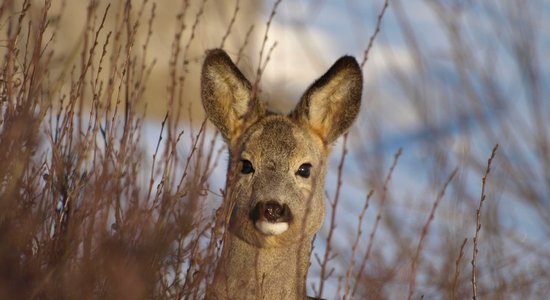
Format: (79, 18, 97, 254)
(241, 160, 255, 174)
(296, 163, 312, 178)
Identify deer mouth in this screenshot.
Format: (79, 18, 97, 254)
(250, 201, 293, 235)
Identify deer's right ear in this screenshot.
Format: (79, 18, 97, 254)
(290, 56, 362, 144)
(201, 49, 264, 142)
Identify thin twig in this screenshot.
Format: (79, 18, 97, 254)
(252, 0, 282, 97)
(472, 144, 499, 300)
(219, 0, 240, 48)
(360, 0, 389, 69)
(235, 25, 254, 64)
(147, 113, 168, 203)
(407, 168, 458, 300)
(343, 190, 374, 300)
(318, 134, 349, 298)
(351, 148, 402, 297)
(452, 238, 468, 300)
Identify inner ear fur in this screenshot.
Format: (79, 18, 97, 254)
(290, 56, 363, 144)
(201, 49, 265, 142)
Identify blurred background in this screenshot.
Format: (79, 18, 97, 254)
(1, 0, 549, 298)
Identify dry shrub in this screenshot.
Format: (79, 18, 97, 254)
(1, 0, 548, 299)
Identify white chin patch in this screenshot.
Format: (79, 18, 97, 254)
(255, 221, 289, 235)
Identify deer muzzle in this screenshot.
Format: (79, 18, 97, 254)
(250, 201, 293, 235)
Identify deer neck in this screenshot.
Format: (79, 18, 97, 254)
(210, 233, 313, 300)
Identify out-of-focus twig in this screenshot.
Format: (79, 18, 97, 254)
(472, 144, 499, 300)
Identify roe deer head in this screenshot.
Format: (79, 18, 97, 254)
(201, 49, 362, 300)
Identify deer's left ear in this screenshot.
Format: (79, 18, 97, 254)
(290, 56, 363, 144)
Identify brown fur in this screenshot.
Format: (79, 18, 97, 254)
(201, 49, 362, 299)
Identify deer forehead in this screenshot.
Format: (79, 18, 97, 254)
(239, 116, 326, 168)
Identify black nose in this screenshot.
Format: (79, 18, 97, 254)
(250, 201, 292, 223)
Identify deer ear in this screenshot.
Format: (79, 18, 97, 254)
(201, 49, 265, 142)
(290, 56, 362, 144)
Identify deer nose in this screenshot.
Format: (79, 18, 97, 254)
(250, 200, 292, 223)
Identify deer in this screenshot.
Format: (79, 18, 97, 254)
(201, 48, 362, 300)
